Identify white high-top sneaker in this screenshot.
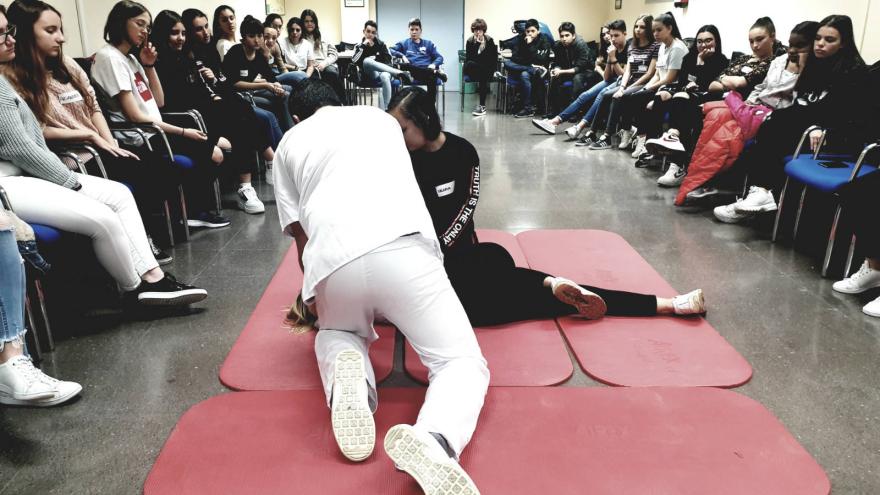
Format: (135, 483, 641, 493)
(832, 261, 880, 294)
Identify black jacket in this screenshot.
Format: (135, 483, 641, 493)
(510, 33, 551, 66)
(465, 35, 498, 69)
(552, 35, 594, 74)
(352, 38, 392, 68)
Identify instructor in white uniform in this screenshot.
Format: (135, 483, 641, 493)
(273, 79, 488, 495)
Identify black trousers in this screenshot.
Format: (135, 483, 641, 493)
(401, 64, 439, 101)
(839, 171, 880, 257)
(159, 134, 222, 214)
(740, 105, 817, 197)
(463, 60, 494, 105)
(311, 65, 348, 104)
(197, 97, 269, 177)
(444, 242, 658, 328)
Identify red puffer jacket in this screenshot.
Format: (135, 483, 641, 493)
(675, 101, 745, 205)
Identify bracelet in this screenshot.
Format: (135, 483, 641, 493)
(180, 128, 185, 136)
(143, 63, 155, 68)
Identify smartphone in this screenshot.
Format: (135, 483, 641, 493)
(818, 161, 849, 169)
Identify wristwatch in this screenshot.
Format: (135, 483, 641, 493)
(72, 183, 83, 191)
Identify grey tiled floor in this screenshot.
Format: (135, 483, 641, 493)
(2, 96, 879, 494)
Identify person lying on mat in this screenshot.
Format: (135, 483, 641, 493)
(272, 78, 487, 495)
(387, 86, 706, 327)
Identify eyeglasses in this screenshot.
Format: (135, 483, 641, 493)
(696, 38, 714, 45)
(132, 19, 152, 34)
(0, 25, 16, 44)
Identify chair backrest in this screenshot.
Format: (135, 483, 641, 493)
(74, 56, 122, 115)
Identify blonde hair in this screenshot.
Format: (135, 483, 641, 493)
(284, 292, 317, 334)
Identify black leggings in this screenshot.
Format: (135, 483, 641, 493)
(444, 242, 658, 327)
(840, 171, 880, 257)
(463, 60, 494, 105)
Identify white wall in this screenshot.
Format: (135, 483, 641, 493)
(608, 0, 876, 60)
(862, 0, 879, 63)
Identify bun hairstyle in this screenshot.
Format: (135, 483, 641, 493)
(240, 15, 263, 37)
(386, 86, 443, 141)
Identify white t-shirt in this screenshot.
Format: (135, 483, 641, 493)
(92, 44, 162, 144)
(216, 39, 236, 62)
(273, 105, 441, 302)
(655, 38, 688, 81)
(279, 37, 315, 70)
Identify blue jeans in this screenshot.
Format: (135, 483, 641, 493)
(558, 79, 611, 122)
(252, 84, 294, 131)
(503, 61, 541, 107)
(0, 228, 26, 352)
(252, 105, 283, 150)
(362, 57, 403, 109)
(583, 79, 621, 125)
(276, 71, 309, 86)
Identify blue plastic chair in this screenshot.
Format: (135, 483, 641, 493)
(772, 125, 879, 277)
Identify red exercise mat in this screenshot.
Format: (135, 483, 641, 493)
(144, 388, 830, 495)
(405, 230, 572, 386)
(219, 244, 395, 391)
(517, 229, 752, 388)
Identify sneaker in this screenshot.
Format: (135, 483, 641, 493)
(435, 70, 448, 83)
(672, 289, 706, 315)
(550, 277, 607, 319)
(492, 71, 505, 82)
(237, 185, 266, 214)
(331, 349, 375, 462)
(832, 261, 880, 294)
(657, 163, 686, 187)
(471, 104, 486, 116)
(514, 107, 535, 118)
(713, 200, 754, 224)
(148, 236, 173, 266)
(733, 186, 777, 213)
(0, 355, 82, 406)
(588, 135, 612, 150)
(384, 424, 480, 495)
(631, 135, 648, 158)
(565, 125, 584, 140)
(136, 273, 208, 306)
(634, 153, 656, 168)
(531, 118, 557, 135)
(397, 71, 413, 85)
(187, 212, 231, 229)
(532, 65, 548, 79)
(863, 296, 880, 317)
(686, 186, 719, 200)
(646, 131, 685, 154)
(618, 129, 634, 149)
(575, 132, 597, 147)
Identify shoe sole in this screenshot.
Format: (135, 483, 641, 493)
(187, 220, 231, 229)
(657, 178, 684, 188)
(646, 141, 684, 155)
(331, 349, 375, 462)
(237, 200, 266, 215)
(0, 384, 82, 406)
(714, 212, 750, 224)
(384, 425, 480, 495)
(678, 290, 707, 315)
(687, 191, 719, 200)
(138, 289, 208, 306)
(832, 282, 880, 295)
(735, 203, 778, 213)
(514, 114, 535, 119)
(531, 120, 555, 135)
(554, 283, 607, 320)
(863, 306, 880, 317)
(472, 112, 486, 116)
(156, 257, 173, 266)
(588, 146, 611, 150)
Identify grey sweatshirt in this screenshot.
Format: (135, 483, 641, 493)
(0, 75, 80, 189)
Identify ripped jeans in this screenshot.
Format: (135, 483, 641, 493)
(0, 227, 26, 354)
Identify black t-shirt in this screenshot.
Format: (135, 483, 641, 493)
(410, 132, 480, 255)
(221, 44, 276, 86)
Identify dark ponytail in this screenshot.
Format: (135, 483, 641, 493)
(386, 87, 442, 141)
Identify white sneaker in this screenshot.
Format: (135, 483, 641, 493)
(565, 125, 584, 140)
(550, 277, 607, 319)
(471, 105, 487, 116)
(713, 200, 754, 224)
(646, 131, 685, 154)
(657, 163, 686, 187)
(631, 135, 647, 158)
(531, 118, 557, 135)
(0, 355, 82, 406)
(672, 289, 706, 315)
(331, 349, 375, 462)
(734, 186, 777, 213)
(617, 128, 634, 149)
(236, 185, 265, 214)
(863, 296, 880, 317)
(833, 261, 880, 294)
(384, 424, 481, 495)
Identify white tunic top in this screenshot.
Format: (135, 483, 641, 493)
(273, 105, 442, 302)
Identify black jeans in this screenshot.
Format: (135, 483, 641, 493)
(444, 242, 658, 327)
(463, 60, 494, 106)
(401, 64, 440, 101)
(839, 171, 880, 257)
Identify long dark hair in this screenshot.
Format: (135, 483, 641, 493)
(212, 5, 235, 42)
(693, 24, 722, 58)
(796, 15, 865, 93)
(387, 86, 442, 141)
(182, 8, 208, 52)
(151, 10, 183, 60)
(300, 9, 321, 52)
(598, 24, 610, 58)
(104, 0, 150, 46)
(6, 0, 94, 123)
(634, 14, 654, 46)
(654, 12, 682, 41)
(286, 16, 304, 43)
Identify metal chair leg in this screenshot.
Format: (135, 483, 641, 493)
(844, 234, 857, 278)
(822, 205, 843, 277)
(771, 177, 790, 242)
(213, 179, 222, 213)
(27, 276, 54, 352)
(792, 185, 808, 242)
(178, 185, 190, 242)
(24, 297, 42, 363)
(163, 200, 175, 247)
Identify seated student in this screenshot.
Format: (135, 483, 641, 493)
(833, 172, 880, 317)
(0, 209, 81, 406)
(277, 17, 313, 85)
(223, 16, 294, 131)
(92, 0, 230, 230)
(533, 20, 628, 137)
(593, 24, 612, 80)
(463, 18, 497, 116)
(264, 13, 283, 33)
(351, 20, 411, 110)
(386, 87, 706, 326)
(714, 15, 870, 224)
(629, 24, 728, 163)
(300, 9, 346, 103)
(0, 5, 207, 307)
(273, 79, 487, 494)
(152, 10, 268, 215)
(502, 18, 551, 118)
(671, 21, 815, 202)
(263, 24, 286, 75)
(213, 5, 236, 62)
(578, 14, 658, 149)
(6, 0, 182, 263)
(546, 22, 596, 117)
(390, 17, 446, 103)
(182, 8, 283, 153)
